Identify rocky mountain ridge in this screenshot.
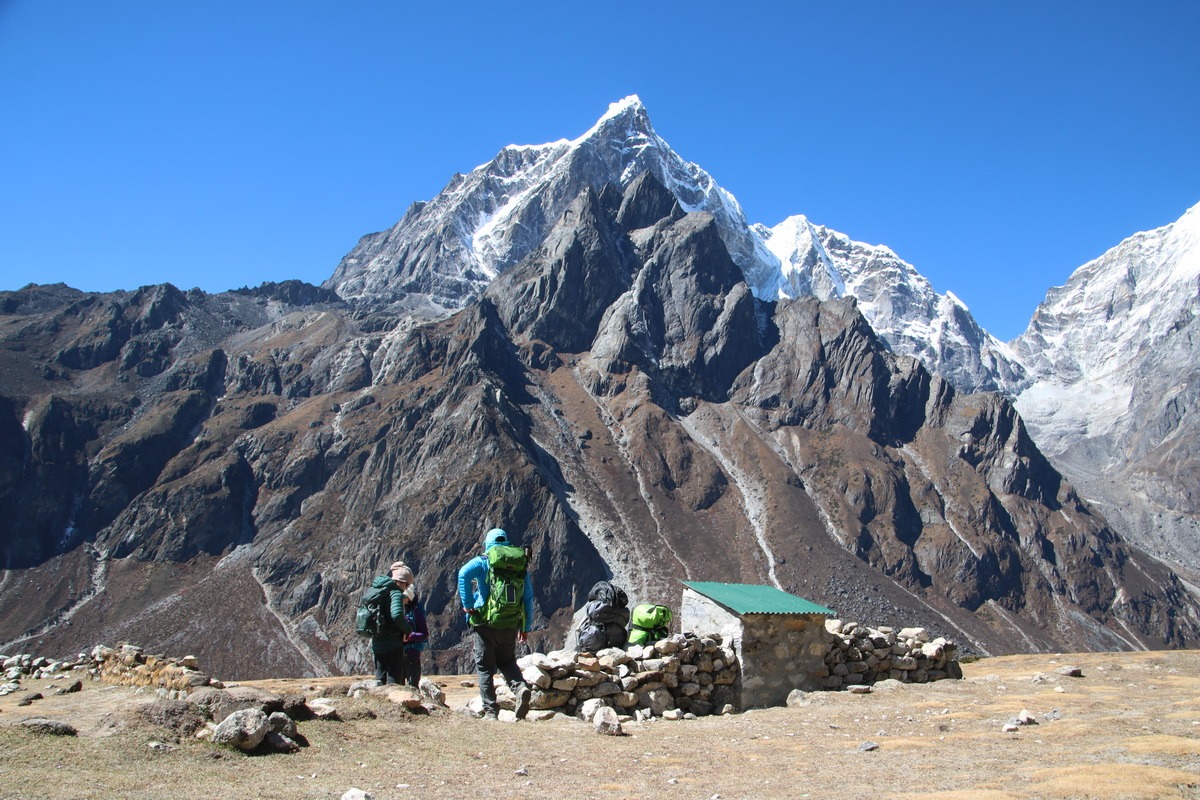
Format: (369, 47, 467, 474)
(1012, 202, 1200, 581)
(324, 96, 1009, 398)
(2, 173, 1197, 680)
(324, 96, 1199, 595)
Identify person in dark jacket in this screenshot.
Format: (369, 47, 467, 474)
(371, 561, 410, 685)
(391, 564, 429, 687)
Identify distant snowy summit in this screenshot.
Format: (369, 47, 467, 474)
(1009, 200, 1200, 577)
(1012, 200, 1200, 451)
(325, 96, 1018, 394)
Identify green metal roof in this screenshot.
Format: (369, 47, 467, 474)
(683, 581, 835, 616)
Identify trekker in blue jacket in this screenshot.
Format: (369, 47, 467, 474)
(457, 527, 533, 720)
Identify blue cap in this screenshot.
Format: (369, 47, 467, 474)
(484, 528, 509, 549)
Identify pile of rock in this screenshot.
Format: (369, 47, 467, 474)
(822, 621, 961, 688)
(1, 643, 219, 698)
(511, 631, 739, 721)
(2, 650, 90, 699)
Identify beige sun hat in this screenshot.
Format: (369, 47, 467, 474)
(389, 562, 415, 584)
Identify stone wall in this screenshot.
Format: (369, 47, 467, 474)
(1, 643, 219, 698)
(821, 620, 961, 688)
(738, 614, 829, 706)
(680, 589, 836, 707)
(518, 630, 739, 719)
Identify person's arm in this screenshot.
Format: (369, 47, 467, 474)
(458, 557, 485, 616)
(457, 560, 472, 612)
(519, 571, 534, 641)
(390, 585, 406, 632)
(406, 601, 429, 645)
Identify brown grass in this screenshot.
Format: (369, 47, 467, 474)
(2, 650, 1200, 799)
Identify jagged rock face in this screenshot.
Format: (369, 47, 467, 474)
(2, 177, 1198, 681)
(323, 97, 1023, 412)
(325, 97, 773, 315)
(1012, 202, 1200, 581)
(755, 216, 1029, 396)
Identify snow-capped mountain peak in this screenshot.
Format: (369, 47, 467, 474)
(325, 97, 1027, 394)
(326, 96, 772, 314)
(754, 214, 1027, 393)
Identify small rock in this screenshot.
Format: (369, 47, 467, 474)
(147, 741, 173, 752)
(1002, 723, 1020, 733)
(1055, 665, 1084, 678)
(265, 730, 301, 753)
(576, 698, 608, 723)
(1018, 710, 1038, 725)
(418, 677, 446, 706)
(268, 711, 298, 739)
(341, 790, 374, 800)
(858, 741, 879, 752)
(848, 685, 872, 694)
(593, 706, 624, 736)
(514, 766, 528, 776)
(16, 692, 43, 706)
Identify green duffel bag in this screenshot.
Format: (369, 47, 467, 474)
(628, 603, 672, 645)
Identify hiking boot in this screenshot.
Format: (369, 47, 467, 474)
(514, 686, 532, 720)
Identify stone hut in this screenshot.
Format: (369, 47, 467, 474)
(680, 581, 834, 709)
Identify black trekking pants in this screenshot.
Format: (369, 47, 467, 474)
(471, 624, 527, 716)
(401, 648, 422, 688)
(373, 646, 405, 685)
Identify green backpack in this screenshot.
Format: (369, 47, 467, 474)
(628, 603, 672, 645)
(355, 584, 408, 638)
(482, 545, 528, 629)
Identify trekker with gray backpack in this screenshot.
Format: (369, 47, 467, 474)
(457, 527, 534, 720)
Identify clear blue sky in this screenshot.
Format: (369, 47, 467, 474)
(2, 2, 1197, 341)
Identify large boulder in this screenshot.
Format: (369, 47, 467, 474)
(211, 708, 269, 751)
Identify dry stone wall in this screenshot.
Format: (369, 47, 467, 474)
(1, 643, 220, 702)
(2, 619, 961, 722)
(822, 620, 962, 688)
(518, 631, 739, 720)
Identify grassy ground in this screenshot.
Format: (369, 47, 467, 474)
(2, 650, 1199, 799)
